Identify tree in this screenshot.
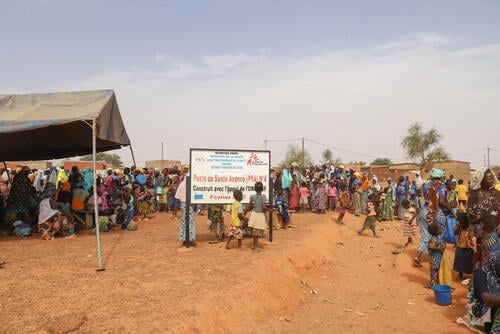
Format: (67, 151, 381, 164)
(280, 144, 312, 169)
(370, 158, 393, 166)
(401, 122, 449, 171)
(79, 153, 123, 167)
(348, 161, 367, 166)
(321, 149, 342, 165)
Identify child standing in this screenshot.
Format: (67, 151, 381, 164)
(453, 212, 473, 280)
(275, 190, 290, 230)
(336, 184, 347, 225)
(327, 181, 337, 211)
(403, 200, 417, 246)
(393, 199, 416, 254)
(208, 204, 225, 243)
(353, 184, 361, 217)
(247, 182, 268, 253)
(358, 194, 380, 238)
(428, 223, 446, 286)
(226, 190, 247, 249)
(299, 182, 309, 214)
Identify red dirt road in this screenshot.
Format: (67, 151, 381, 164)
(0, 211, 469, 333)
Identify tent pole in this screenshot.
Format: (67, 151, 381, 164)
(93, 118, 105, 272)
(129, 145, 137, 167)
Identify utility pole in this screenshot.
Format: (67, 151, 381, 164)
(302, 137, 305, 169)
(264, 139, 267, 150)
(161, 142, 164, 170)
(487, 147, 490, 167)
(484, 154, 487, 167)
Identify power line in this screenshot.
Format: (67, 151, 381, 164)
(265, 138, 303, 143)
(304, 138, 407, 162)
(453, 149, 485, 157)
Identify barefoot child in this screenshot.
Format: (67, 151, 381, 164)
(428, 223, 446, 286)
(336, 184, 347, 225)
(358, 194, 380, 238)
(275, 190, 290, 229)
(247, 182, 268, 253)
(208, 204, 225, 243)
(392, 199, 417, 254)
(327, 181, 337, 211)
(453, 212, 473, 280)
(299, 182, 309, 214)
(403, 200, 417, 246)
(226, 190, 247, 249)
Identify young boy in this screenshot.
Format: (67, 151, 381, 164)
(392, 199, 417, 254)
(353, 184, 361, 217)
(275, 190, 290, 230)
(403, 200, 417, 246)
(299, 181, 309, 214)
(428, 223, 445, 286)
(336, 184, 347, 225)
(208, 204, 225, 243)
(226, 190, 247, 249)
(358, 194, 380, 238)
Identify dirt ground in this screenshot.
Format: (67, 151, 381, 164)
(0, 210, 470, 333)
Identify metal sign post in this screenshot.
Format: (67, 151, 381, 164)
(184, 175, 191, 248)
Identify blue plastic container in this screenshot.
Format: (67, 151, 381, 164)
(432, 285, 452, 306)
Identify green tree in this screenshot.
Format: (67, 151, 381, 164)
(370, 158, 393, 165)
(321, 149, 342, 165)
(401, 122, 449, 171)
(280, 144, 312, 170)
(80, 153, 123, 167)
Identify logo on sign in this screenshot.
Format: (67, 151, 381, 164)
(247, 152, 260, 165)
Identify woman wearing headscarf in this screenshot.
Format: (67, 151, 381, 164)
(48, 167, 58, 185)
(34, 169, 45, 194)
(56, 168, 68, 189)
(83, 167, 93, 191)
(282, 169, 292, 200)
(68, 166, 83, 190)
(424, 168, 451, 228)
(39, 182, 74, 240)
(468, 168, 500, 225)
(381, 178, 395, 221)
(55, 168, 71, 203)
(457, 250, 500, 333)
(288, 174, 300, 212)
(395, 175, 408, 220)
(4, 166, 37, 227)
(273, 170, 283, 202)
(38, 182, 61, 240)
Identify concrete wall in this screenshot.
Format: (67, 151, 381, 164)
(64, 161, 107, 171)
(6, 161, 53, 170)
(428, 160, 471, 183)
(360, 160, 471, 185)
(145, 160, 182, 170)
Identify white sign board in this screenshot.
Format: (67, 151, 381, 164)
(190, 149, 270, 204)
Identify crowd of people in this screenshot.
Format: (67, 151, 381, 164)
(268, 163, 500, 333)
(0, 165, 190, 241)
(2, 162, 500, 332)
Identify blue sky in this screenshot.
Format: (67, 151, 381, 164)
(1, 1, 500, 168)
